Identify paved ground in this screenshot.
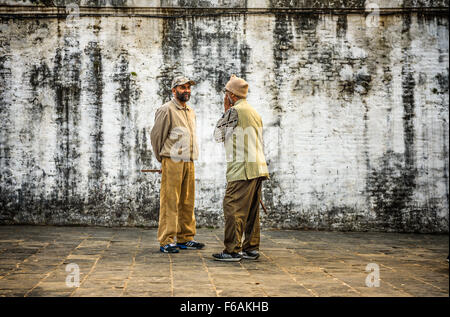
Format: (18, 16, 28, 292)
(0, 226, 448, 297)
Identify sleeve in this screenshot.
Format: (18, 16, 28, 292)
(213, 107, 238, 143)
(150, 107, 171, 163)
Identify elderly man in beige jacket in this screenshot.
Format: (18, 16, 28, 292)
(212, 75, 269, 262)
(150, 76, 205, 253)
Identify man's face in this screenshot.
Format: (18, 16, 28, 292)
(225, 91, 234, 105)
(173, 83, 191, 102)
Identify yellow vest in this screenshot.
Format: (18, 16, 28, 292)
(225, 99, 270, 182)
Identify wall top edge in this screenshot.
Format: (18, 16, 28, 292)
(0, 0, 448, 10)
(0, 5, 448, 18)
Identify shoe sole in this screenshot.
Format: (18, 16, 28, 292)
(213, 258, 241, 262)
(214, 259, 241, 262)
(160, 248, 179, 253)
(242, 255, 259, 260)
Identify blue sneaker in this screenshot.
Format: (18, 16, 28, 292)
(160, 243, 179, 253)
(176, 240, 205, 250)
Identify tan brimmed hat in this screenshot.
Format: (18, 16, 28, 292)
(171, 76, 196, 89)
(225, 74, 248, 98)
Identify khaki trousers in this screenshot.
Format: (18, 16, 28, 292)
(223, 177, 262, 254)
(158, 157, 196, 247)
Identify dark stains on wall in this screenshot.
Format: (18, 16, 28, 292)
(29, 63, 51, 127)
(134, 128, 159, 223)
(336, 14, 347, 38)
(272, 13, 294, 70)
(113, 50, 132, 185)
(84, 41, 104, 204)
(361, 97, 371, 213)
(0, 17, 152, 227)
(161, 0, 212, 6)
(188, 15, 249, 94)
(366, 14, 422, 232)
(336, 31, 373, 101)
(323, 206, 367, 231)
(355, 17, 392, 231)
(26, 59, 53, 223)
(272, 13, 294, 113)
(28, 0, 56, 6)
(435, 72, 449, 93)
(400, 15, 417, 174)
(436, 68, 449, 214)
(84, 0, 128, 6)
(0, 20, 68, 224)
(401, 67, 416, 173)
(400, 15, 420, 228)
(136, 128, 153, 170)
(238, 24, 251, 79)
(402, 0, 450, 8)
(52, 39, 83, 220)
(339, 72, 372, 99)
(30, 61, 52, 89)
(269, 0, 366, 8)
(368, 151, 412, 231)
(159, 18, 184, 102)
(354, 73, 372, 94)
(30, 0, 129, 6)
(270, 11, 413, 231)
(160, 0, 247, 7)
(113, 50, 133, 212)
(442, 117, 449, 220)
(260, 175, 294, 228)
(158, 15, 250, 105)
(0, 34, 13, 222)
(434, 19, 449, 219)
(112, 49, 142, 225)
(267, 12, 297, 224)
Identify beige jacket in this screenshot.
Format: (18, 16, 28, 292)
(150, 98, 198, 162)
(214, 99, 269, 182)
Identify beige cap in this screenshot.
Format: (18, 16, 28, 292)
(171, 76, 196, 89)
(225, 74, 248, 98)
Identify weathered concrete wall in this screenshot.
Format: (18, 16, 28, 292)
(0, 1, 448, 232)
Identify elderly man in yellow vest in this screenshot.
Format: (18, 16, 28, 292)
(212, 75, 269, 262)
(150, 76, 205, 253)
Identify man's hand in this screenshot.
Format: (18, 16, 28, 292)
(224, 92, 232, 113)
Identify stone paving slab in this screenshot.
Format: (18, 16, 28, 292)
(0, 226, 447, 297)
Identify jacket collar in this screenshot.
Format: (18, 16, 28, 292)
(172, 98, 190, 111)
(233, 99, 246, 107)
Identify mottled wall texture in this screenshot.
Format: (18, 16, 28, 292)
(0, 1, 448, 232)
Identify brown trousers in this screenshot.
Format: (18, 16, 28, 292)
(157, 157, 196, 247)
(223, 177, 263, 254)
